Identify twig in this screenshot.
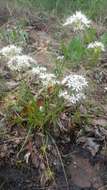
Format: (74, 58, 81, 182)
(17, 127, 32, 158)
(47, 132, 69, 190)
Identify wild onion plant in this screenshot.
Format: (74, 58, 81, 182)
(61, 11, 105, 67)
(0, 13, 91, 184)
(0, 43, 88, 129)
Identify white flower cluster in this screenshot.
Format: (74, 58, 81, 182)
(32, 67, 88, 104)
(87, 41, 105, 52)
(59, 74, 88, 104)
(31, 66, 59, 87)
(62, 74, 88, 92)
(0, 44, 88, 104)
(0, 45, 22, 59)
(63, 11, 91, 31)
(57, 55, 64, 61)
(32, 66, 47, 75)
(59, 91, 85, 104)
(32, 69, 87, 104)
(0, 45, 37, 72)
(7, 55, 36, 72)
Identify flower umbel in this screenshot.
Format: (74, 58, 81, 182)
(60, 74, 88, 104)
(31, 66, 60, 87)
(63, 11, 91, 31)
(39, 73, 59, 87)
(32, 66, 47, 75)
(7, 55, 37, 72)
(57, 55, 64, 61)
(32, 68, 88, 104)
(59, 90, 86, 104)
(0, 45, 22, 59)
(62, 74, 88, 92)
(87, 41, 105, 52)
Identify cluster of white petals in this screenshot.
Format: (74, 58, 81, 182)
(0, 45, 22, 58)
(70, 93, 86, 104)
(59, 74, 88, 104)
(32, 66, 47, 75)
(0, 45, 37, 72)
(62, 74, 88, 92)
(32, 68, 88, 104)
(87, 41, 105, 51)
(0, 44, 88, 105)
(59, 90, 68, 98)
(59, 90, 86, 104)
(63, 11, 91, 31)
(31, 66, 59, 87)
(40, 73, 60, 86)
(7, 55, 37, 72)
(57, 55, 64, 61)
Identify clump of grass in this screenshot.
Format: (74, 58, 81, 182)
(0, 23, 28, 45)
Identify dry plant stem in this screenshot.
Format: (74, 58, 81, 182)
(47, 132, 69, 190)
(17, 126, 32, 158)
(41, 133, 56, 185)
(41, 133, 50, 168)
(2, 137, 24, 143)
(6, 2, 13, 16)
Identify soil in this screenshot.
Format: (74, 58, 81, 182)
(0, 145, 107, 190)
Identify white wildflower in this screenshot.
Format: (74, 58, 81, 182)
(59, 90, 72, 102)
(31, 66, 59, 87)
(0, 45, 22, 59)
(62, 74, 88, 92)
(7, 55, 37, 72)
(87, 41, 105, 52)
(57, 55, 64, 61)
(63, 11, 91, 31)
(39, 73, 59, 86)
(60, 74, 87, 104)
(70, 93, 85, 104)
(39, 73, 56, 80)
(59, 90, 68, 98)
(64, 94, 78, 104)
(31, 66, 47, 75)
(59, 90, 86, 104)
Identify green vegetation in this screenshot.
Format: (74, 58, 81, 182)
(0, 23, 28, 45)
(14, 0, 107, 19)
